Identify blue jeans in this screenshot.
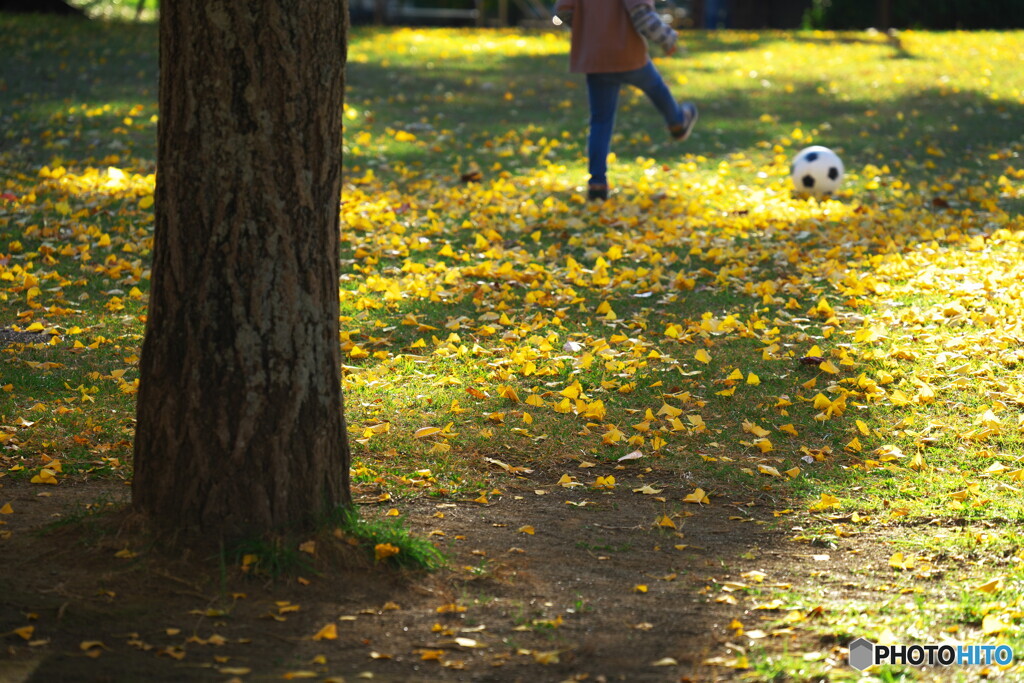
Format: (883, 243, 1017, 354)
(586, 61, 682, 187)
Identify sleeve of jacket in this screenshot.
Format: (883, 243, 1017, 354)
(624, 0, 678, 53)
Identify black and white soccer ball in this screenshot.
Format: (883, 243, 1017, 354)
(790, 145, 844, 197)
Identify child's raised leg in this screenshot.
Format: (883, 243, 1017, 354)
(621, 61, 698, 141)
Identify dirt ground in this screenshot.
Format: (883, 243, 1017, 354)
(0, 469, 856, 682)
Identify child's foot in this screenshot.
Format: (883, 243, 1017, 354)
(587, 184, 609, 202)
(669, 102, 698, 141)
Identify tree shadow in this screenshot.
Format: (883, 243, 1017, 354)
(0, 15, 157, 167)
(790, 29, 916, 59)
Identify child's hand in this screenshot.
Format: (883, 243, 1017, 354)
(663, 32, 680, 57)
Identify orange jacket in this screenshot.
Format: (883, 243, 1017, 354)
(554, 0, 655, 73)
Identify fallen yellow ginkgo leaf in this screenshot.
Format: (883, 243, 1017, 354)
(413, 426, 442, 439)
(683, 488, 709, 504)
(533, 650, 560, 665)
(819, 360, 839, 374)
(374, 543, 400, 561)
(30, 468, 58, 485)
(888, 552, 915, 570)
(312, 623, 338, 641)
(982, 614, 1010, 635)
(974, 577, 1004, 594)
(809, 493, 841, 511)
(654, 515, 677, 529)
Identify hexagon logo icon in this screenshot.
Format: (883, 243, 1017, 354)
(848, 637, 875, 671)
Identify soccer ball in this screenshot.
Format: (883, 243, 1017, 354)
(790, 145, 844, 197)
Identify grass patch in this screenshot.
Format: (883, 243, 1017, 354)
(37, 492, 121, 538)
(225, 506, 447, 578)
(231, 536, 315, 580)
(332, 506, 447, 571)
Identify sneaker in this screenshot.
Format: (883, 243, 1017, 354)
(669, 101, 698, 141)
(587, 184, 609, 202)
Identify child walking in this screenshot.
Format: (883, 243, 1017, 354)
(554, 0, 697, 201)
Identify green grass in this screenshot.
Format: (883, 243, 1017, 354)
(333, 506, 447, 571)
(231, 536, 315, 579)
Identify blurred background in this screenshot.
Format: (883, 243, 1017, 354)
(6, 0, 1024, 31)
(345, 0, 1024, 30)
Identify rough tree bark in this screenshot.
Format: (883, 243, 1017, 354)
(133, 0, 351, 539)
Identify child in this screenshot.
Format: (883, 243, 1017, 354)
(554, 0, 697, 201)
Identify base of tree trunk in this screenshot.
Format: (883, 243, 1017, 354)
(0, 0, 85, 16)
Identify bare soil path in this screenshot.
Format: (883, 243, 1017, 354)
(0, 471, 858, 682)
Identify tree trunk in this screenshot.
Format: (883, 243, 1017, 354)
(133, 0, 350, 540)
